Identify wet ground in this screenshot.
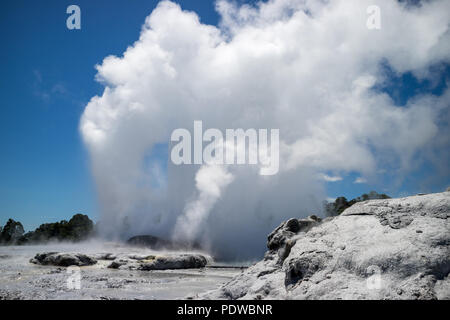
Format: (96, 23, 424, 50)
(0, 243, 245, 300)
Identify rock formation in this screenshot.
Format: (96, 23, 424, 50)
(107, 253, 208, 270)
(30, 251, 208, 270)
(20, 214, 94, 244)
(325, 191, 390, 216)
(0, 219, 24, 244)
(201, 191, 450, 300)
(30, 252, 98, 267)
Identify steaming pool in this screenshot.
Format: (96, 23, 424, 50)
(0, 243, 245, 300)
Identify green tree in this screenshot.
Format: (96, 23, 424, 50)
(0, 219, 25, 244)
(67, 214, 94, 241)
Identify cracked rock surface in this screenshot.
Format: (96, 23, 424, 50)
(200, 191, 450, 300)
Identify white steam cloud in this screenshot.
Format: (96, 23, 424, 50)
(81, 0, 450, 260)
(173, 164, 234, 244)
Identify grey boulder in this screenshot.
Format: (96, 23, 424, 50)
(107, 253, 208, 270)
(30, 252, 97, 267)
(139, 254, 208, 270)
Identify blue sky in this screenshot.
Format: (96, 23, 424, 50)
(0, 0, 244, 231)
(1, 0, 449, 232)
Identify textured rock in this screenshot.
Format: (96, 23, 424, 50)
(107, 253, 208, 270)
(18, 214, 94, 244)
(139, 254, 208, 270)
(0, 219, 24, 244)
(201, 192, 450, 300)
(30, 252, 97, 267)
(267, 215, 322, 251)
(92, 253, 116, 260)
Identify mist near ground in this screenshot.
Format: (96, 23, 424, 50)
(0, 243, 241, 299)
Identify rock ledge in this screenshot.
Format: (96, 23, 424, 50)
(201, 191, 450, 300)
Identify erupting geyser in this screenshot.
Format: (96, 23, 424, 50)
(80, 0, 450, 260)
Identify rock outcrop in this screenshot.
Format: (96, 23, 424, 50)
(30, 250, 209, 270)
(201, 191, 450, 300)
(20, 214, 94, 244)
(30, 252, 98, 267)
(0, 219, 24, 244)
(324, 191, 390, 216)
(30, 251, 209, 271)
(107, 253, 208, 270)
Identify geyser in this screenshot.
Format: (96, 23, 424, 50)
(170, 120, 280, 175)
(80, 0, 450, 260)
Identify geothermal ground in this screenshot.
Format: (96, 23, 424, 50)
(0, 243, 244, 300)
(1, 191, 448, 300)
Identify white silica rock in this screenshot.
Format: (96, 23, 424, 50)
(201, 192, 450, 300)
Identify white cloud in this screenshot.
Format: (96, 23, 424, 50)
(354, 177, 368, 184)
(80, 0, 450, 259)
(319, 173, 343, 182)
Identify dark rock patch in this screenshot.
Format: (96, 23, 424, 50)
(30, 252, 97, 267)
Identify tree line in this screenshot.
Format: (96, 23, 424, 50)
(0, 214, 94, 245)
